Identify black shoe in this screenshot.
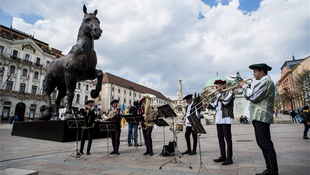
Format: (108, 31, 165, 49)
(213, 156, 226, 162)
(86, 152, 91, 155)
(182, 150, 191, 155)
(128, 143, 132, 147)
(255, 169, 270, 175)
(79, 151, 84, 155)
(110, 151, 116, 154)
(115, 151, 120, 155)
(189, 151, 197, 155)
(222, 159, 233, 165)
(149, 152, 154, 156)
(143, 151, 150, 155)
(303, 136, 309, 139)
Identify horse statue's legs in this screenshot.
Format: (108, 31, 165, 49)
(50, 85, 66, 121)
(64, 67, 76, 119)
(90, 69, 103, 98)
(42, 76, 57, 120)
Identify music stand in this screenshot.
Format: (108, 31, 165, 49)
(123, 114, 144, 157)
(96, 121, 116, 160)
(64, 119, 87, 162)
(158, 104, 192, 170)
(188, 115, 208, 174)
(153, 118, 170, 157)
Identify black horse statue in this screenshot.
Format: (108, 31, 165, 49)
(42, 5, 103, 120)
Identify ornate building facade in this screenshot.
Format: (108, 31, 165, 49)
(0, 25, 93, 122)
(277, 56, 310, 111)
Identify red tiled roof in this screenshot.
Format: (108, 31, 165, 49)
(102, 72, 168, 100)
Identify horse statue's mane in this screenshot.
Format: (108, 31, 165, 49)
(42, 4, 103, 120)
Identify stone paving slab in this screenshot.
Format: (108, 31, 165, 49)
(0, 122, 309, 175)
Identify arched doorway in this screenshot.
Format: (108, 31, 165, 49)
(39, 105, 46, 119)
(15, 103, 26, 121)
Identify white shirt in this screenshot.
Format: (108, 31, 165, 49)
(210, 92, 234, 124)
(185, 101, 199, 127)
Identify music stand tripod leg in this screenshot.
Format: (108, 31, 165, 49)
(64, 124, 86, 162)
(197, 134, 208, 175)
(159, 117, 192, 169)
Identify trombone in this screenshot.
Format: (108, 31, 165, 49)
(188, 77, 254, 117)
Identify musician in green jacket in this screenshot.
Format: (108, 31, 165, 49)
(239, 63, 278, 175)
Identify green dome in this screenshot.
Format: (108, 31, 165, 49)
(204, 76, 231, 87)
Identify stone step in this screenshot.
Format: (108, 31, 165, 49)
(0, 168, 38, 175)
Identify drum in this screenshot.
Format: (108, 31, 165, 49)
(170, 124, 183, 132)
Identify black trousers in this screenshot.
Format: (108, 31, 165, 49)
(142, 127, 153, 153)
(110, 129, 121, 152)
(185, 126, 198, 152)
(80, 128, 94, 153)
(216, 124, 233, 160)
(252, 120, 278, 175)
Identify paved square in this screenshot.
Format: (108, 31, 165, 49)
(0, 118, 309, 175)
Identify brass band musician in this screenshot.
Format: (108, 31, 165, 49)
(239, 63, 278, 175)
(79, 100, 97, 155)
(106, 99, 123, 155)
(204, 80, 234, 165)
(182, 94, 200, 156)
(138, 95, 157, 156)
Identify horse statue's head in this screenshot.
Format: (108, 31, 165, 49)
(81, 4, 102, 40)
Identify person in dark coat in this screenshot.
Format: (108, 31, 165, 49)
(80, 100, 97, 155)
(107, 99, 122, 155)
(301, 106, 310, 139)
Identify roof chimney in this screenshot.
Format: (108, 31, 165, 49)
(292, 55, 295, 60)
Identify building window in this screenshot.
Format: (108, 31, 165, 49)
(124, 90, 126, 95)
(22, 68, 28, 77)
(20, 83, 26, 93)
(0, 45, 4, 53)
(77, 83, 81, 89)
(76, 94, 80, 103)
(31, 85, 37, 94)
(12, 50, 18, 58)
(118, 89, 120, 93)
(10, 65, 15, 74)
(34, 71, 39, 79)
(129, 100, 131, 104)
(124, 99, 126, 103)
(129, 92, 131, 96)
(36, 57, 41, 64)
(2, 107, 10, 120)
(85, 96, 88, 103)
(46, 60, 50, 67)
(25, 54, 30, 61)
(112, 96, 114, 100)
(98, 95, 101, 101)
(112, 87, 114, 91)
(86, 85, 89, 91)
(6, 81, 13, 91)
(118, 97, 120, 102)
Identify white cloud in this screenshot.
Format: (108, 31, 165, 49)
(2, 0, 309, 99)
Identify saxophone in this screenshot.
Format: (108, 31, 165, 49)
(142, 94, 157, 129)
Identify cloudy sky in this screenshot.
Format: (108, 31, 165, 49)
(1, 0, 309, 99)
